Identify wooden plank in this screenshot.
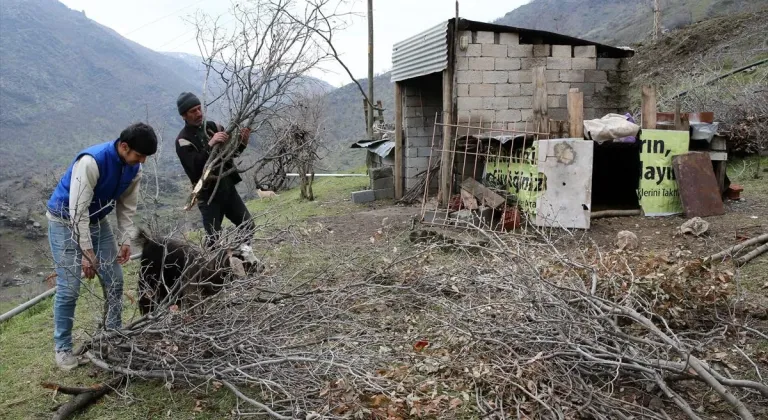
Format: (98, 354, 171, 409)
(439, 68, 454, 206)
(672, 152, 725, 218)
(535, 139, 594, 229)
(394, 82, 404, 200)
(567, 89, 584, 138)
(641, 85, 657, 130)
(533, 66, 548, 133)
(460, 178, 506, 209)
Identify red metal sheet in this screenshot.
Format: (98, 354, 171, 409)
(672, 152, 725, 218)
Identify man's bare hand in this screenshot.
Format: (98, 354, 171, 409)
(117, 244, 131, 265)
(82, 248, 98, 279)
(240, 127, 251, 145)
(208, 131, 229, 147)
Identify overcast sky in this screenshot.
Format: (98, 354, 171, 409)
(59, 0, 529, 87)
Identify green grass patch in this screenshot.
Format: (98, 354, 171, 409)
(0, 261, 240, 419)
(246, 175, 369, 228)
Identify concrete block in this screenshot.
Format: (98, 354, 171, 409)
(405, 147, 419, 158)
(570, 82, 595, 95)
(456, 57, 469, 70)
(495, 58, 521, 70)
(405, 136, 431, 148)
(549, 108, 567, 120)
(482, 43, 508, 58)
(507, 44, 533, 58)
(559, 70, 585, 82)
(496, 109, 522, 122)
(547, 95, 567, 108)
(533, 44, 551, 57)
(407, 156, 431, 170)
(508, 70, 532, 83)
(500, 32, 520, 45)
(483, 97, 509, 110)
(457, 70, 483, 84)
(520, 83, 534, 95)
(373, 188, 394, 200)
(351, 190, 375, 203)
(416, 147, 435, 157)
(571, 57, 597, 70)
(469, 57, 495, 70)
(495, 83, 521, 97)
(483, 71, 508, 84)
(574, 45, 596, 58)
(405, 95, 425, 106)
(597, 57, 625, 71)
(456, 83, 469, 97)
(584, 70, 608, 83)
(520, 109, 534, 122)
(594, 83, 609, 94)
(549, 82, 571, 95)
(521, 58, 546, 70)
(545, 69, 560, 81)
(372, 176, 394, 190)
(508, 96, 533, 108)
(370, 166, 393, 180)
(457, 96, 483, 110)
(469, 84, 494, 97)
(552, 45, 572, 57)
(457, 109, 495, 123)
(458, 43, 481, 57)
(476, 31, 494, 43)
(546, 57, 572, 70)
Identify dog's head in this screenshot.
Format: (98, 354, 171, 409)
(227, 243, 264, 276)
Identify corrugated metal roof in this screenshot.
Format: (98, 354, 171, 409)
(391, 20, 449, 82)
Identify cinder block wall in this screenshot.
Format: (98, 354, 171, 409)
(402, 74, 443, 191)
(455, 30, 630, 128)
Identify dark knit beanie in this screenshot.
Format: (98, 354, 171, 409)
(119, 122, 158, 156)
(177, 92, 201, 115)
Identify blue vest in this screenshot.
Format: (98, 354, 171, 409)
(47, 140, 141, 224)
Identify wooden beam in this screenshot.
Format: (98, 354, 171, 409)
(641, 85, 657, 129)
(567, 88, 584, 139)
(439, 68, 454, 206)
(394, 82, 404, 200)
(532, 66, 548, 134)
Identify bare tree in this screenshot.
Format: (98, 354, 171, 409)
(186, 0, 349, 207)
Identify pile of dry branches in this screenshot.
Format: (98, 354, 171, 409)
(63, 226, 767, 419)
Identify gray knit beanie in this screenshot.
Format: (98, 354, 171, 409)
(177, 92, 201, 115)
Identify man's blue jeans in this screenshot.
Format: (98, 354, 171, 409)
(49, 217, 123, 352)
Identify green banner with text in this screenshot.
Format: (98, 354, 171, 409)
(637, 129, 690, 216)
(483, 142, 544, 217)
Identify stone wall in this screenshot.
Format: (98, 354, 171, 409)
(455, 30, 631, 128)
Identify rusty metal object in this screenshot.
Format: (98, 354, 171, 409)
(672, 152, 725, 218)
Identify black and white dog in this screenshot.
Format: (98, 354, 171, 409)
(135, 229, 261, 315)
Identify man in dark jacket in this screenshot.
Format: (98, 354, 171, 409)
(47, 122, 157, 370)
(175, 92, 254, 248)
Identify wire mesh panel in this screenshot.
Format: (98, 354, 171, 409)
(418, 115, 553, 233)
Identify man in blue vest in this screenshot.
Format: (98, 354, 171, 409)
(46, 122, 157, 370)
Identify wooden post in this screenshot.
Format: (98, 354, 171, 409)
(366, 0, 374, 139)
(567, 88, 584, 139)
(439, 68, 454, 206)
(394, 82, 404, 200)
(533, 67, 548, 134)
(641, 85, 657, 129)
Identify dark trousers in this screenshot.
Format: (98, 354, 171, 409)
(198, 184, 254, 248)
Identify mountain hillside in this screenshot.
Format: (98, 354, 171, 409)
(0, 0, 206, 176)
(494, 0, 768, 46)
(320, 72, 394, 171)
